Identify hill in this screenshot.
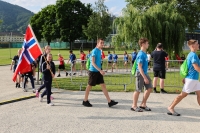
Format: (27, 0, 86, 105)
(0, 0, 34, 33)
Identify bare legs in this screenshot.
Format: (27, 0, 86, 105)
(132, 88, 152, 109)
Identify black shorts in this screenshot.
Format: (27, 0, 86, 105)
(108, 61, 112, 64)
(132, 60, 135, 64)
(153, 70, 166, 79)
(81, 61, 86, 64)
(58, 64, 65, 70)
(88, 71, 104, 86)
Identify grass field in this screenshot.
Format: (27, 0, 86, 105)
(52, 72, 186, 93)
(0, 48, 133, 65)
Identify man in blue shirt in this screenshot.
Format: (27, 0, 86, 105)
(82, 38, 118, 107)
(112, 51, 118, 72)
(131, 38, 153, 112)
(131, 49, 137, 66)
(86, 50, 91, 59)
(168, 39, 200, 116)
(67, 50, 76, 75)
(105, 51, 113, 72)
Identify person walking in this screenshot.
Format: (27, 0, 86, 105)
(151, 43, 168, 94)
(167, 39, 200, 116)
(80, 50, 86, 76)
(10, 49, 22, 88)
(57, 53, 67, 77)
(82, 38, 118, 107)
(124, 51, 129, 72)
(105, 51, 113, 72)
(39, 53, 55, 106)
(112, 51, 118, 72)
(131, 38, 152, 112)
(131, 49, 137, 66)
(67, 50, 76, 76)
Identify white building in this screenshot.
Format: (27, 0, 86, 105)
(0, 32, 24, 42)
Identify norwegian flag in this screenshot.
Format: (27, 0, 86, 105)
(12, 24, 42, 82)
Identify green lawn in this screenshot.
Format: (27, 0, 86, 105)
(0, 48, 133, 65)
(52, 72, 186, 93)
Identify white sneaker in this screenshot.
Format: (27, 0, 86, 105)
(48, 102, 54, 106)
(39, 95, 43, 102)
(79, 74, 82, 76)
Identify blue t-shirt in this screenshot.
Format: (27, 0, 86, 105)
(89, 48, 101, 72)
(136, 50, 148, 74)
(131, 52, 137, 61)
(124, 55, 129, 61)
(69, 54, 76, 63)
(108, 54, 113, 61)
(186, 52, 200, 80)
(87, 53, 91, 59)
(113, 54, 118, 62)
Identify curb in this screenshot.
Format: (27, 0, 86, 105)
(0, 94, 35, 105)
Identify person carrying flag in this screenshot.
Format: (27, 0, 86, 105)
(39, 53, 55, 106)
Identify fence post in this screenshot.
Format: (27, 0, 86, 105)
(80, 83, 82, 91)
(124, 84, 126, 91)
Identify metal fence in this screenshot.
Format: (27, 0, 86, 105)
(67, 59, 185, 91)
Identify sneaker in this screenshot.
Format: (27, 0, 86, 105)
(15, 83, 19, 88)
(48, 102, 54, 106)
(69, 73, 71, 76)
(160, 89, 167, 94)
(23, 88, 27, 92)
(32, 89, 36, 93)
(153, 89, 158, 93)
(36, 90, 39, 97)
(82, 100, 92, 107)
(79, 74, 82, 76)
(108, 100, 118, 107)
(66, 72, 68, 76)
(18, 83, 21, 88)
(57, 74, 61, 77)
(39, 95, 43, 102)
(73, 73, 76, 75)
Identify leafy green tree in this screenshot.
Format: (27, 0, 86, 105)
(30, 11, 44, 42)
(30, 5, 59, 45)
(56, 0, 92, 50)
(125, 0, 200, 31)
(113, 1, 187, 55)
(83, 0, 111, 41)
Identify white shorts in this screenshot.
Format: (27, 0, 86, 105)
(182, 78, 200, 93)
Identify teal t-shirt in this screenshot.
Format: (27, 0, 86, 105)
(136, 50, 148, 74)
(186, 52, 200, 80)
(89, 48, 101, 72)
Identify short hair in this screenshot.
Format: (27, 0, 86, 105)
(108, 51, 110, 54)
(157, 43, 163, 49)
(80, 50, 83, 53)
(138, 38, 148, 47)
(133, 49, 136, 51)
(188, 39, 197, 46)
(97, 38, 104, 44)
(70, 50, 73, 53)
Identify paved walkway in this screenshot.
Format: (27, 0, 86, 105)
(0, 65, 200, 133)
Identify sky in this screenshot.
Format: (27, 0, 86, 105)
(2, 0, 127, 16)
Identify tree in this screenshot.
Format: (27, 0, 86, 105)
(30, 11, 44, 42)
(56, 0, 92, 50)
(125, 0, 200, 31)
(83, 0, 112, 41)
(30, 5, 60, 45)
(113, 1, 187, 55)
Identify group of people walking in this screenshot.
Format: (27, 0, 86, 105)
(10, 37, 200, 115)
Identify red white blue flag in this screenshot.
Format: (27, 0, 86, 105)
(12, 24, 42, 81)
